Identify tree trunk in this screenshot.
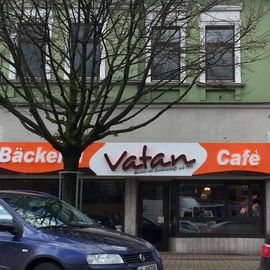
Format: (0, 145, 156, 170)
(61, 150, 81, 206)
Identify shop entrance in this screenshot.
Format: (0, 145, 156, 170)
(138, 182, 169, 251)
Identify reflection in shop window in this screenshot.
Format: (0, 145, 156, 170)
(228, 184, 262, 218)
(228, 185, 248, 216)
(1, 179, 59, 197)
(179, 184, 225, 219)
(176, 182, 264, 236)
(82, 180, 124, 232)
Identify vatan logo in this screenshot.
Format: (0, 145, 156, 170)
(139, 254, 146, 262)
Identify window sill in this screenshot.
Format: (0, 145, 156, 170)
(145, 82, 190, 87)
(110, 80, 190, 87)
(7, 79, 191, 88)
(197, 82, 245, 89)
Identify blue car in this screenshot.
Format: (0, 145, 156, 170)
(0, 190, 163, 270)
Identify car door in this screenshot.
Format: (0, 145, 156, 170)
(0, 203, 24, 270)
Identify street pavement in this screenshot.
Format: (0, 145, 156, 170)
(160, 253, 260, 270)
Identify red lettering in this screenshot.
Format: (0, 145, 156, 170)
(150, 153, 171, 168)
(139, 145, 152, 169)
(104, 146, 197, 172)
(171, 154, 196, 166)
(123, 156, 143, 170)
(104, 151, 127, 171)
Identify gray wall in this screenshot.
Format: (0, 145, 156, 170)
(0, 104, 270, 142)
(169, 237, 264, 254)
(108, 104, 270, 143)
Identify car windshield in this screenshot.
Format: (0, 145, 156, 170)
(2, 195, 96, 229)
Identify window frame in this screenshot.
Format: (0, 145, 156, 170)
(69, 23, 101, 79)
(63, 9, 106, 81)
(199, 5, 242, 84)
(9, 8, 52, 80)
(205, 25, 235, 82)
(17, 22, 47, 79)
(146, 12, 186, 83)
(150, 26, 182, 82)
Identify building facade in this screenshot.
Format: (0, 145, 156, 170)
(0, 0, 270, 254)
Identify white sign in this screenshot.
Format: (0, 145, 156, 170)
(89, 143, 207, 176)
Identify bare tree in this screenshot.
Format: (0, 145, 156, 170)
(0, 0, 268, 205)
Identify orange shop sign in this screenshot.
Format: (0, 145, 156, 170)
(0, 142, 269, 176)
(0, 142, 104, 173)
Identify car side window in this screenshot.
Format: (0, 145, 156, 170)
(0, 205, 13, 226)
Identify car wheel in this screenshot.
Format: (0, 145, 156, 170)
(33, 262, 63, 270)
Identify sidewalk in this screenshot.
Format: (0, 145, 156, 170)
(160, 253, 260, 270)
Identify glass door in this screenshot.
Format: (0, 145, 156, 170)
(138, 182, 169, 251)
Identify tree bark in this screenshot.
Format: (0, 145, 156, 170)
(61, 150, 81, 206)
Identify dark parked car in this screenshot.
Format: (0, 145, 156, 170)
(142, 217, 163, 244)
(259, 235, 270, 270)
(0, 190, 163, 270)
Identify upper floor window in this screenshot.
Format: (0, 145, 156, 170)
(18, 23, 46, 78)
(151, 27, 181, 81)
(200, 5, 242, 84)
(71, 24, 101, 78)
(205, 26, 235, 81)
(146, 11, 186, 83)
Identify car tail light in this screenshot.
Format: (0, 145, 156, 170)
(261, 243, 270, 258)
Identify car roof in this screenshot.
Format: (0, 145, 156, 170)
(0, 190, 57, 199)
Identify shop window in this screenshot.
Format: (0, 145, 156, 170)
(1, 179, 59, 197)
(173, 182, 264, 237)
(82, 180, 124, 232)
(228, 184, 262, 218)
